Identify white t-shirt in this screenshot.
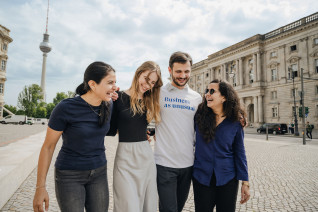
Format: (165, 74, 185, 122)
(154, 83, 202, 168)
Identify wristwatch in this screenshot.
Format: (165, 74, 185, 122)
(242, 181, 250, 188)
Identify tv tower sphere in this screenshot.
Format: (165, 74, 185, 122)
(40, 33, 52, 53)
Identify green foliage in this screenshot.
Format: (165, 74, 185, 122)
(53, 92, 68, 105)
(14, 85, 73, 118)
(17, 84, 43, 117)
(35, 106, 47, 118)
(45, 103, 55, 119)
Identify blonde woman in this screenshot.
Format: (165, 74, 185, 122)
(108, 61, 163, 212)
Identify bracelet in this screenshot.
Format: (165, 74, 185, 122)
(36, 185, 46, 189)
(242, 181, 250, 188)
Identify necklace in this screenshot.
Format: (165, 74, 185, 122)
(86, 102, 101, 116)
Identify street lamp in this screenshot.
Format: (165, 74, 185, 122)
(290, 68, 299, 136)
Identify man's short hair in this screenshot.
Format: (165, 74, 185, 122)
(169, 51, 192, 69)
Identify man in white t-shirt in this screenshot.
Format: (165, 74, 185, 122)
(155, 51, 202, 212)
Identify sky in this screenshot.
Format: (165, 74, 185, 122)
(1, 0, 317, 106)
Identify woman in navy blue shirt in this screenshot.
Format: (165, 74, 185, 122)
(193, 79, 250, 212)
(33, 62, 117, 212)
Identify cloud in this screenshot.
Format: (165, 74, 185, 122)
(1, 0, 317, 106)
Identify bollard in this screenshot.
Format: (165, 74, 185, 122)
(266, 125, 269, 140)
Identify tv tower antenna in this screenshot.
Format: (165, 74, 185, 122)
(39, 0, 52, 102)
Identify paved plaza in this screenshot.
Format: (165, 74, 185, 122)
(1, 127, 318, 211)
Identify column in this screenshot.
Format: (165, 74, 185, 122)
(258, 95, 263, 123)
(257, 52, 261, 82)
(239, 58, 243, 85)
(236, 59, 239, 86)
(253, 96, 259, 123)
(222, 64, 226, 80)
(253, 54, 257, 82)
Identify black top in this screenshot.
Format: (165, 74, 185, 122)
(107, 91, 148, 142)
(48, 96, 111, 170)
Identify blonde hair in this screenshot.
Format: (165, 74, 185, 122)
(129, 61, 163, 123)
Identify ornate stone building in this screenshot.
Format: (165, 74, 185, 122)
(190, 12, 318, 128)
(0, 25, 13, 118)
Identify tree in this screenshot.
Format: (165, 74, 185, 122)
(46, 103, 55, 119)
(67, 91, 75, 98)
(17, 84, 43, 117)
(53, 92, 68, 105)
(35, 106, 47, 118)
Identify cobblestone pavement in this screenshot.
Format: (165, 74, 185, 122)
(1, 133, 318, 211)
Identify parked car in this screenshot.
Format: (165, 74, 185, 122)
(26, 117, 35, 125)
(0, 115, 27, 125)
(257, 123, 288, 135)
(33, 118, 48, 125)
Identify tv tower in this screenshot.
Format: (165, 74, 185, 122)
(39, 0, 52, 102)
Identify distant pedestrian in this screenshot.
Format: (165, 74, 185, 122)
(33, 62, 117, 212)
(306, 121, 312, 139)
(193, 79, 250, 212)
(289, 122, 294, 134)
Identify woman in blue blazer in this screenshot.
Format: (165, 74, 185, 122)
(193, 79, 250, 212)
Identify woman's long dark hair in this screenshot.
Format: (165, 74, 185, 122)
(75, 61, 115, 127)
(195, 79, 246, 142)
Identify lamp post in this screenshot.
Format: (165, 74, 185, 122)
(290, 68, 299, 136)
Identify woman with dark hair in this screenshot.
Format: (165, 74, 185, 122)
(33, 62, 117, 212)
(108, 61, 163, 212)
(193, 79, 250, 212)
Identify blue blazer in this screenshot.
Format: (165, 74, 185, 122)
(193, 118, 248, 186)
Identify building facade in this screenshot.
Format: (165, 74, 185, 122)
(190, 12, 318, 128)
(0, 25, 13, 119)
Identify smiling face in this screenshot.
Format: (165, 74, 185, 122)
(138, 70, 159, 94)
(90, 70, 117, 102)
(205, 83, 226, 111)
(169, 61, 191, 89)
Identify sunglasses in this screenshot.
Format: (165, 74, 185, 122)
(205, 88, 217, 95)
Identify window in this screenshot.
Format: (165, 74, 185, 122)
(249, 70, 254, 84)
(271, 69, 277, 81)
(290, 45, 297, 51)
(291, 88, 298, 97)
(316, 85, 318, 94)
(2, 44, 7, 51)
(248, 59, 253, 65)
(315, 59, 318, 74)
(270, 52, 277, 57)
(271, 91, 277, 99)
(272, 107, 278, 118)
(314, 38, 318, 45)
(206, 73, 209, 78)
(288, 64, 298, 79)
(0, 83, 3, 94)
(1, 60, 6, 71)
(197, 75, 200, 80)
(316, 105, 318, 116)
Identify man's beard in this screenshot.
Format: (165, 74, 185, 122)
(172, 76, 189, 87)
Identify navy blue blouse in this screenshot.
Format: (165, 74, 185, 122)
(48, 96, 112, 170)
(193, 118, 248, 186)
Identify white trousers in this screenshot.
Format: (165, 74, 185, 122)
(113, 141, 157, 212)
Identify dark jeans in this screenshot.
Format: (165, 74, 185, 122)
(306, 131, 312, 139)
(193, 174, 239, 212)
(156, 164, 192, 212)
(55, 164, 109, 212)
